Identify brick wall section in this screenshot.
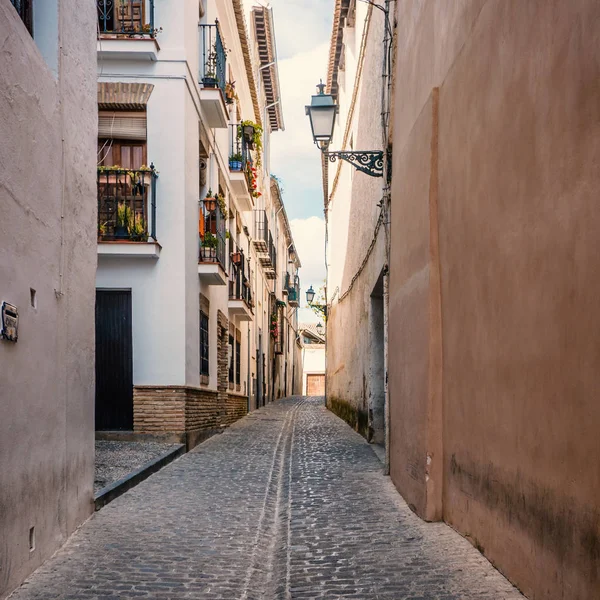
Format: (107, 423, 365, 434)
(217, 310, 229, 418)
(185, 389, 219, 431)
(133, 387, 187, 432)
(133, 386, 248, 435)
(224, 394, 248, 426)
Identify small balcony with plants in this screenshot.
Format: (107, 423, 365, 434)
(253, 210, 276, 279)
(228, 243, 253, 322)
(271, 302, 285, 355)
(96, 0, 160, 61)
(285, 273, 300, 307)
(228, 122, 262, 211)
(97, 165, 160, 258)
(198, 190, 227, 286)
(199, 21, 228, 128)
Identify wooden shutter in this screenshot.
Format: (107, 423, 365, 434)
(98, 112, 147, 140)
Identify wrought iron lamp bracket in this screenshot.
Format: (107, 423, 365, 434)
(323, 149, 385, 178)
(309, 303, 328, 318)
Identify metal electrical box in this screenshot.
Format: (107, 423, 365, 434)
(1, 302, 18, 342)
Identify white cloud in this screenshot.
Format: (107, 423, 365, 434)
(290, 216, 326, 323)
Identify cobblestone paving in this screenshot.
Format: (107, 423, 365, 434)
(10, 397, 525, 600)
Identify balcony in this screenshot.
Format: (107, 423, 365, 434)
(228, 124, 255, 211)
(97, 166, 160, 259)
(199, 22, 228, 128)
(96, 0, 159, 61)
(272, 302, 285, 355)
(228, 244, 253, 322)
(285, 273, 300, 307)
(253, 210, 276, 279)
(198, 197, 227, 285)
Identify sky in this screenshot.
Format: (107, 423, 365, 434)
(245, 0, 334, 324)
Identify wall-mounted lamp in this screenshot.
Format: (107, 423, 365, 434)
(305, 81, 386, 178)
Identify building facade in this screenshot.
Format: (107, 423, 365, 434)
(94, 0, 301, 447)
(323, 0, 390, 445)
(0, 0, 97, 596)
(300, 324, 326, 396)
(324, 1, 600, 599)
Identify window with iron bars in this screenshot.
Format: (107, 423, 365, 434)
(229, 334, 235, 385)
(235, 339, 241, 387)
(200, 311, 209, 378)
(10, 0, 33, 35)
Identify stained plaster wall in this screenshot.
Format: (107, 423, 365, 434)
(389, 1, 600, 598)
(0, 1, 97, 596)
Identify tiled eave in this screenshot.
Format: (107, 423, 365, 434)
(326, 0, 351, 101)
(252, 6, 284, 132)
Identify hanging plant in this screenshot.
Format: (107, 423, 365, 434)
(238, 120, 263, 167)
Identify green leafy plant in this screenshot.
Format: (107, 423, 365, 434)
(117, 203, 132, 227)
(217, 193, 227, 216)
(98, 221, 107, 237)
(202, 232, 218, 248)
(238, 120, 263, 167)
(128, 213, 147, 240)
(229, 152, 243, 162)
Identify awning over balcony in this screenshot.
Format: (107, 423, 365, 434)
(98, 82, 155, 110)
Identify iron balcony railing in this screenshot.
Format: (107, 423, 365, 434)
(199, 199, 226, 269)
(285, 273, 300, 306)
(97, 166, 158, 241)
(199, 22, 226, 96)
(97, 0, 156, 37)
(273, 302, 285, 355)
(229, 244, 252, 308)
(253, 210, 277, 274)
(228, 124, 255, 190)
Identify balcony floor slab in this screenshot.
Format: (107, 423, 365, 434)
(98, 241, 161, 259)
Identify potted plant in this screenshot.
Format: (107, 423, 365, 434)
(229, 152, 243, 171)
(98, 221, 107, 242)
(204, 189, 217, 212)
(217, 193, 227, 216)
(115, 203, 132, 239)
(231, 250, 242, 266)
(238, 120, 263, 166)
(201, 232, 218, 260)
(128, 213, 147, 241)
(225, 80, 236, 104)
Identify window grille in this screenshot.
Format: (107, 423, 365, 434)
(235, 340, 241, 386)
(200, 311, 209, 376)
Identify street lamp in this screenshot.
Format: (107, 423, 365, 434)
(305, 81, 386, 178)
(306, 285, 327, 318)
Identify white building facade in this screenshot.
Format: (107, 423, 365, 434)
(94, 0, 301, 446)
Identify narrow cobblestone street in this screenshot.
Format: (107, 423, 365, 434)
(11, 398, 524, 600)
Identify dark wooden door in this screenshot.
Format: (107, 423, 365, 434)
(95, 290, 133, 430)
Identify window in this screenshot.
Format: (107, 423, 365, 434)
(200, 311, 209, 378)
(98, 111, 147, 168)
(10, 0, 33, 36)
(228, 334, 235, 385)
(235, 339, 241, 387)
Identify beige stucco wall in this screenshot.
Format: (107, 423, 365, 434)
(389, 1, 600, 598)
(0, 2, 97, 596)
